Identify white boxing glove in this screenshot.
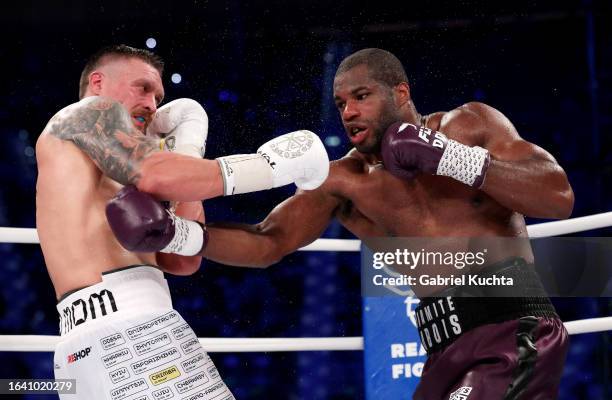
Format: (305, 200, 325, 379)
(147, 98, 208, 158)
(216, 130, 330, 195)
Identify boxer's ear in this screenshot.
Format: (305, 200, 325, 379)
(89, 71, 104, 95)
(393, 82, 410, 108)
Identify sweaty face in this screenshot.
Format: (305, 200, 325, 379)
(96, 58, 165, 133)
(333, 65, 401, 154)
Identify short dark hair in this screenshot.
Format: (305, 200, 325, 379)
(79, 44, 164, 99)
(335, 48, 408, 88)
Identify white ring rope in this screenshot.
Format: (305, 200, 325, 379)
(0, 211, 610, 353)
(0, 316, 610, 352)
(1, 212, 611, 249)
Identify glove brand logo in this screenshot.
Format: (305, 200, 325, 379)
(163, 135, 176, 151)
(270, 130, 313, 159)
(449, 386, 472, 399)
(67, 346, 92, 363)
(397, 122, 416, 133)
(417, 126, 447, 149)
(60, 289, 118, 334)
(258, 152, 276, 169)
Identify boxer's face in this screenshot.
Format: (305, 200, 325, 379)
(95, 58, 164, 133)
(333, 64, 401, 154)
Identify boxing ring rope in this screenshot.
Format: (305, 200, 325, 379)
(2, 211, 612, 247)
(0, 211, 611, 353)
(0, 316, 611, 352)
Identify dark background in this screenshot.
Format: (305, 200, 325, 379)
(0, 0, 610, 398)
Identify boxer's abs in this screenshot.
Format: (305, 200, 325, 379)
(36, 134, 156, 299)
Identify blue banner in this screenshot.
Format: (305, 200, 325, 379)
(363, 296, 427, 399)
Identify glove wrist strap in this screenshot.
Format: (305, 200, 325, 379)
(436, 139, 491, 188)
(216, 154, 274, 195)
(161, 214, 205, 256)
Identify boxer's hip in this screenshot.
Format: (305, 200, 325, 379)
(414, 257, 568, 399)
(53, 265, 234, 400)
(415, 257, 559, 355)
(56, 265, 172, 337)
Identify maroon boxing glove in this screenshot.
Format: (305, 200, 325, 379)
(106, 185, 207, 255)
(381, 122, 490, 188)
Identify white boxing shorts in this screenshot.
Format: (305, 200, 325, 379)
(54, 265, 234, 400)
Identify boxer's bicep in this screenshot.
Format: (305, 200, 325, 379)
(47, 97, 160, 185)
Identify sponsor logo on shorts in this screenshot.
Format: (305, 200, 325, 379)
(110, 378, 149, 400)
(181, 353, 206, 374)
(134, 332, 172, 356)
(174, 372, 209, 394)
(67, 346, 91, 363)
(101, 333, 126, 351)
(180, 338, 200, 355)
(450, 386, 473, 400)
(152, 386, 174, 400)
(60, 289, 118, 334)
(207, 365, 220, 380)
(102, 347, 134, 369)
(171, 324, 192, 341)
(149, 365, 181, 386)
(131, 347, 181, 375)
(180, 381, 227, 400)
(109, 367, 131, 384)
(126, 311, 179, 340)
(416, 297, 463, 352)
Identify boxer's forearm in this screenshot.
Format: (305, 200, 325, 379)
(202, 190, 337, 267)
(203, 224, 285, 268)
(137, 152, 224, 201)
(480, 158, 574, 219)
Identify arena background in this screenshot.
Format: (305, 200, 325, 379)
(0, 0, 610, 398)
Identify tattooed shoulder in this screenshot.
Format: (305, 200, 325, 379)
(45, 97, 160, 185)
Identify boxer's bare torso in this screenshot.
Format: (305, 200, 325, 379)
(315, 110, 532, 295)
(36, 132, 156, 299)
(332, 112, 526, 239)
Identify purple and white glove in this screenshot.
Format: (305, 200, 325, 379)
(381, 122, 490, 188)
(105, 185, 207, 255)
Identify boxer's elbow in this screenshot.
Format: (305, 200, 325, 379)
(251, 244, 285, 268)
(249, 234, 291, 268)
(549, 169, 574, 219)
(157, 253, 202, 275)
(551, 186, 574, 219)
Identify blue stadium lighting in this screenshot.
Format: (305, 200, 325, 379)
(145, 37, 157, 49)
(324, 135, 341, 147)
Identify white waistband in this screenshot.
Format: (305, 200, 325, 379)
(56, 266, 172, 336)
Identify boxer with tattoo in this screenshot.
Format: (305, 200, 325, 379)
(36, 45, 329, 399)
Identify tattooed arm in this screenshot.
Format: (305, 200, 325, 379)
(46, 96, 224, 201)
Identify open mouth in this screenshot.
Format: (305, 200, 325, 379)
(132, 116, 146, 128)
(347, 126, 368, 144)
